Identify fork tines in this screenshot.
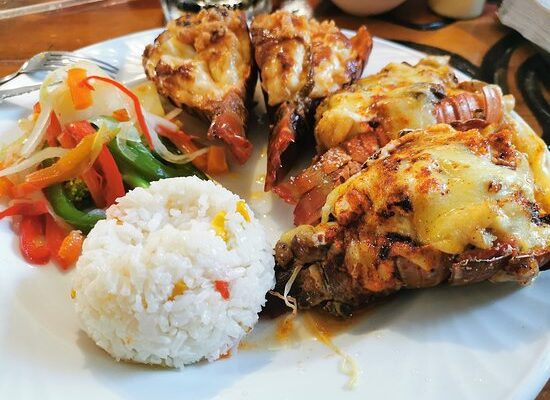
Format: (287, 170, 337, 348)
(47, 51, 119, 75)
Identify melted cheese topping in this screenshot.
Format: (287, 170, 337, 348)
(507, 113, 550, 212)
(323, 124, 550, 255)
(314, 57, 457, 151)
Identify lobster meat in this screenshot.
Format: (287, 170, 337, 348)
(250, 10, 373, 189)
(143, 7, 256, 164)
(274, 124, 550, 316)
(276, 57, 508, 225)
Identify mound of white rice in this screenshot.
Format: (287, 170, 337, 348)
(72, 176, 274, 367)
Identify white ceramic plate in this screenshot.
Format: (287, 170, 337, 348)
(0, 29, 548, 400)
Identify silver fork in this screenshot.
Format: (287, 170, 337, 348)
(0, 51, 119, 87)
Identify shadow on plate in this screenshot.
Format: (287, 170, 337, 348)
(3, 252, 550, 398)
(340, 274, 550, 351)
(4, 263, 274, 400)
(75, 331, 274, 400)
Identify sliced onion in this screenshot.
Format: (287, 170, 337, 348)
(0, 146, 68, 177)
(19, 69, 65, 158)
(164, 107, 182, 121)
(269, 290, 298, 315)
(39, 68, 66, 104)
(114, 121, 142, 162)
(269, 264, 303, 314)
(144, 112, 208, 164)
(20, 103, 53, 158)
(0, 133, 29, 166)
(117, 121, 142, 142)
(144, 111, 179, 134)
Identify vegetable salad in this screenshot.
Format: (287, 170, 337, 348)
(0, 62, 224, 268)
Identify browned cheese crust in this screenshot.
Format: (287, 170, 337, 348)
(274, 123, 550, 316)
(279, 57, 524, 226)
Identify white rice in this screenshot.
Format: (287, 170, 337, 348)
(72, 176, 275, 367)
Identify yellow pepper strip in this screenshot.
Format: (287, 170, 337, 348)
(236, 200, 250, 222)
(67, 68, 93, 110)
(211, 211, 228, 242)
(12, 129, 105, 198)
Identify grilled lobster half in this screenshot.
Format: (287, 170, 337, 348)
(143, 7, 256, 164)
(275, 57, 516, 225)
(274, 123, 550, 316)
(250, 10, 373, 189)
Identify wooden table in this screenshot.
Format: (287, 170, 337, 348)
(0, 0, 548, 397)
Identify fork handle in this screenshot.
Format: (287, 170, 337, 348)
(0, 71, 21, 87)
(0, 83, 42, 102)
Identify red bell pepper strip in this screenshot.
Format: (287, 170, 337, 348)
(57, 230, 83, 270)
(65, 120, 96, 140)
(45, 214, 67, 265)
(57, 129, 76, 148)
(66, 121, 125, 206)
(0, 201, 49, 220)
(95, 147, 125, 205)
(83, 76, 154, 149)
(19, 215, 50, 265)
(46, 112, 62, 147)
(214, 280, 230, 300)
(81, 168, 106, 208)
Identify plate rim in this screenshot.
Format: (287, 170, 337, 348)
(2, 25, 549, 400)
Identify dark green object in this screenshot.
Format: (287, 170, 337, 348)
(98, 115, 208, 183)
(44, 184, 105, 233)
(44, 116, 208, 231)
(63, 178, 92, 208)
(121, 173, 150, 189)
(115, 157, 151, 189)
